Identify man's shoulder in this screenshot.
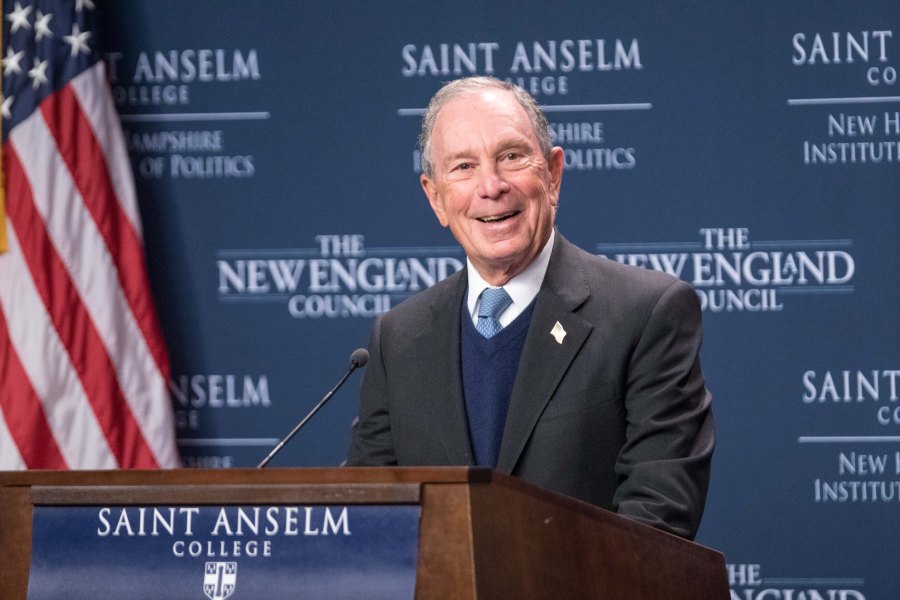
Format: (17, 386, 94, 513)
(552, 236, 701, 340)
(558, 236, 686, 295)
(379, 267, 464, 327)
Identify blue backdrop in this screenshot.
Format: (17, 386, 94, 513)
(100, 2, 900, 597)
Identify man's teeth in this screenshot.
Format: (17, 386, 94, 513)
(478, 212, 516, 223)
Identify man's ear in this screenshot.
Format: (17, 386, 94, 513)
(421, 174, 449, 227)
(547, 146, 564, 206)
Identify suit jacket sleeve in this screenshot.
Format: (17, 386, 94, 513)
(345, 315, 398, 466)
(613, 278, 714, 539)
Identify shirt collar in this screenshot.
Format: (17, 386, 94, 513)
(466, 229, 555, 322)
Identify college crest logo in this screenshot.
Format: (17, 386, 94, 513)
(203, 561, 237, 600)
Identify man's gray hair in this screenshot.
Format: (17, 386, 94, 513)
(418, 76, 553, 178)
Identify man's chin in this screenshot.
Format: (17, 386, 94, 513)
(471, 248, 537, 283)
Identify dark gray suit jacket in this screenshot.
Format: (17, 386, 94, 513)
(346, 232, 714, 539)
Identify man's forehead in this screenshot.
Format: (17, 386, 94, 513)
(437, 88, 521, 122)
(432, 89, 535, 148)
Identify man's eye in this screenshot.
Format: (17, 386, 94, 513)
(455, 162, 472, 171)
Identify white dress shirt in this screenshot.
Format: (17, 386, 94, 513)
(465, 229, 555, 328)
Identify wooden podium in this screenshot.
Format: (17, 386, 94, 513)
(0, 467, 728, 599)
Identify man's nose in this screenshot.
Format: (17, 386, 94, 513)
(477, 165, 511, 199)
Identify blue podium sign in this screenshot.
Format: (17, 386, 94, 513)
(26, 504, 419, 600)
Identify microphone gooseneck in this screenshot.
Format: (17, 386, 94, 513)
(256, 348, 369, 469)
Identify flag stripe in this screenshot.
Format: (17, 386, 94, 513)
(0, 304, 68, 469)
(0, 410, 27, 470)
(4, 147, 158, 468)
(41, 76, 170, 382)
(0, 189, 6, 253)
(0, 209, 116, 469)
(0, 410, 28, 471)
(12, 89, 176, 467)
(70, 64, 144, 237)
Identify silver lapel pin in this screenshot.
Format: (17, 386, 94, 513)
(550, 321, 567, 344)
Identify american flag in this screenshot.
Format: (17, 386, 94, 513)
(0, 0, 178, 468)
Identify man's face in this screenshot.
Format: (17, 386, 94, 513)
(421, 89, 564, 286)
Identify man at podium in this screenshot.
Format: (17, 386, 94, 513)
(347, 76, 714, 540)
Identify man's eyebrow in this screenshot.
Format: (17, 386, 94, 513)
(440, 137, 534, 165)
(497, 140, 533, 153)
(444, 150, 475, 161)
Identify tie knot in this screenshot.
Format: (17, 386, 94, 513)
(478, 287, 512, 320)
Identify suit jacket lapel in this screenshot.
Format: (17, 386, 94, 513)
(414, 271, 475, 465)
(496, 234, 593, 473)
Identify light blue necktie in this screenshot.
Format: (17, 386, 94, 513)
(476, 287, 512, 338)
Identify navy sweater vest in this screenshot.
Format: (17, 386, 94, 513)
(461, 299, 535, 467)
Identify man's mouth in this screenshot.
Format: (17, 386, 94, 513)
(476, 211, 519, 224)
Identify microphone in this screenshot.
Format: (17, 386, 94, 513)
(256, 348, 369, 468)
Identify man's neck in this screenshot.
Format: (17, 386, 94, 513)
(465, 229, 555, 328)
(469, 231, 555, 286)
